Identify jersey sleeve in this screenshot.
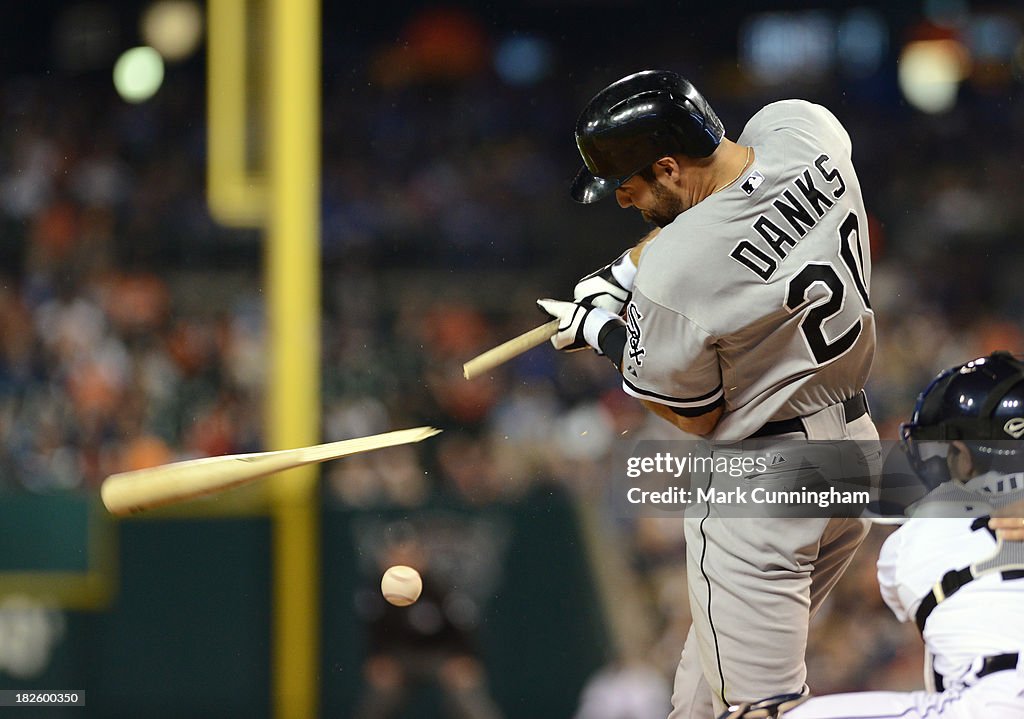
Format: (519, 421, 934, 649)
(876, 529, 910, 622)
(619, 289, 723, 417)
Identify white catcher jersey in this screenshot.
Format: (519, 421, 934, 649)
(622, 100, 875, 441)
(877, 473, 1024, 682)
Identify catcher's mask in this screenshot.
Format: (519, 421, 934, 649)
(900, 350, 1024, 490)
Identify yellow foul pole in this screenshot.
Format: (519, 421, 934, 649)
(207, 0, 321, 712)
(206, 0, 266, 226)
(267, 0, 321, 715)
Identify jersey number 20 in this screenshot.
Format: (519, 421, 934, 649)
(784, 212, 871, 365)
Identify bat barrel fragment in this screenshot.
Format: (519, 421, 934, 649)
(100, 427, 441, 516)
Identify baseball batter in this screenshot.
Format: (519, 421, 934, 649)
(721, 352, 1024, 719)
(538, 70, 881, 717)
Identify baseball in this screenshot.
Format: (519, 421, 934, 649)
(380, 565, 423, 606)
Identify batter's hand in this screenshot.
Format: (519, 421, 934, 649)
(573, 249, 637, 314)
(536, 299, 620, 353)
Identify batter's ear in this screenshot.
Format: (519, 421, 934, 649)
(653, 156, 682, 180)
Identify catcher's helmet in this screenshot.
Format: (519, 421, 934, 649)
(900, 351, 1024, 489)
(570, 70, 725, 204)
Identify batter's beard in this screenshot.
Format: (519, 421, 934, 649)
(640, 181, 686, 228)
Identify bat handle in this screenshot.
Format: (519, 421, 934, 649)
(463, 320, 559, 380)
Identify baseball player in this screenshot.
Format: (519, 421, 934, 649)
(719, 351, 1024, 719)
(537, 70, 881, 717)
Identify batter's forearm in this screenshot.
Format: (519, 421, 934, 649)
(606, 228, 718, 433)
(629, 228, 660, 266)
(600, 318, 720, 436)
(641, 400, 723, 437)
(599, 323, 627, 370)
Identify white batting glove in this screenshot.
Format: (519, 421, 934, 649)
(536, 299, 620, 354)
(573, 250, 638, 314)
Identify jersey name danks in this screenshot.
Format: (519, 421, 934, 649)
(730, 153, 847, 281)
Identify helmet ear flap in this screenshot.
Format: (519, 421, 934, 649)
(680, 90, 725, 157)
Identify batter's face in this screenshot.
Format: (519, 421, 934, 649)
(615, 173, 687, 228)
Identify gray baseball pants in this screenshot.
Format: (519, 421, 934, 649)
(669, 408, 881, 718)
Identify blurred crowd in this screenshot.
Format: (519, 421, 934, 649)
(3, 27, 1024, 713)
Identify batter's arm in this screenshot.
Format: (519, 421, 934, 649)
(640, 400, 723, 437)
(573, 229, 660, 315)
(629, 227, 659, 265)
(573, 317, 721, 437)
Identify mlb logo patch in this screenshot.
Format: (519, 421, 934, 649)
(741, 171, 765, 196)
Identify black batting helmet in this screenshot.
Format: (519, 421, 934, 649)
(570, 70, 725, 204)
(900, 351, 1024, 489)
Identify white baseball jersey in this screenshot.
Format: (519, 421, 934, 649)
(877, 474, 1024, 683)
(785, 474, 1024, 719)
(622, 100, 875, 441)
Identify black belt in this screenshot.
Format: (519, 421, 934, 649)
(749, 392, 868, 439)
(933, 652, 1019, 691)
